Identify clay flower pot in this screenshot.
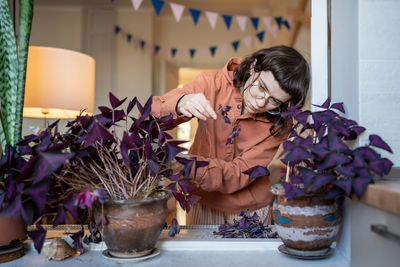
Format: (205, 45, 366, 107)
(271, 184, 341, 251)
(99, 191, 171, 258)
(0, 215, 26, 248)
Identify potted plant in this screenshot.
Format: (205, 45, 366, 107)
(1, 93, 206, 257)
(0, 0, 33, 249)
(271, 98, 393, 254)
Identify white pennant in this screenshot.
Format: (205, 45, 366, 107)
(131, 0, 143, 11)
(199, 47, 207, 57)
(220, 43, 228, 55)
(243, 36, 252, 49)
(170, 2, 185, 22)
(205, 11, 218, 29)
(179, 48, 186, 58)
(235, 16, 247, 32)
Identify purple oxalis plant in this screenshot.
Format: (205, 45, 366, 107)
(0, 92, 208, 253)
(278, 98, 393, 200)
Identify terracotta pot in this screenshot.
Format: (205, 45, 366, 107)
(271, 185, 341, 251)
(0, 215, 27, 248)
(99, 191, 171, 258)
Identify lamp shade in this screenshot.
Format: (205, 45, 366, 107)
(23, 46, 95, 119)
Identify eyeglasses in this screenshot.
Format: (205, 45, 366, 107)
(248, 81, 283, 107)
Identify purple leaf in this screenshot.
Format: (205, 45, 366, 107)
(353, 177, 373, 199)
(127, 97, 137, 114)
(194, 159, 209, 179)
(333, 179, 352, 196)
(175, 157, 194, 178)
(284, 146, 314, 162)
(138, 97, 153, 122)
(185, 194, 201, 212)
(148, 158, 159, 175)
(281, 181, 306, 199)
(335, 165, 355, 177)
(33, 152, 74, 183)
(178, 178, 191, 194)
(98, 106, 112, 116)
(120, 132, 137, 168)
(289, 174, 303, 184)
(242, 165, 270, 181)
(166, 142, 187, 166)
(76, 190, 93, 209)
(166, 182, 177, 193)
(21, 202, 34, 225)
(27, 225, 46, 253)
(313, 97, 330, 109)
(92, 189, 107, 204)
(369, 134, 393, 153)
(318, 152, 351, 171)
(226, 125, 241, 145)
(368, 160, 385, 176)
(109, 92, 127, 109)
(53, 207, 67, 227)
(168, 218, 180, 237)
(346, 126, 366, 140)
(382, 158, 393, 175)
(63, 194, 79, 220)
(112, 109, 126, 123)
(293, 110, 310, 126)
(329, 135, 349, 152)
(324, 187, 344, 199)
(25, 180, 50, 213)
(312, 173, 336, 192)
(357, 147, 380, 161)
(330, 102, 345, 113)
(1, 195, 23, 217)
(83, 122, 116, 148)
(297, 166, 315, 189)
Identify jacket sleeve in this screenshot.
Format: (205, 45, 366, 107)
(151, 72, 214, 119)
(191, 134, 285, 194)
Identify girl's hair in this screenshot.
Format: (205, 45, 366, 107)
(233, 45, 310, 136)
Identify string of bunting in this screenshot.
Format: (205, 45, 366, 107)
(111, 0, 293, 36)
(115, 25, 267, 59)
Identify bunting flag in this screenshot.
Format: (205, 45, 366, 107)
(263, 16, 278, 39)
(171, 48, 177, 57)
(115, 25, 269, 60)
(222, 14, 232, 30)
(151, 0, 165, 16)
(283, 20, 290, 30)
(250, 17, 259, 31)
(243, 35, 252, 49)
(256, 31, 265, 43)
(140, 40, 146, 49)
(155, 45, 160, 54)
(231, 40, 240, 52)
(275, 17, 283, 29)
(209, 46, 217, 57)
(189, 49, 196, 59)
(170, 2, 184, 22)
(189, 8, 202, 25)
(131, 0, 143, 11)
(205, 11, 218, 29)
(235, 16, 247, 32)
(285, 15, 294, 28)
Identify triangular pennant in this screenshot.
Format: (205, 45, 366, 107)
(189, 49, 196, 59)
(250, 17, 259, 30)
(256, 31, 265, 43)
(171, 48, 177, 58)
(235, 16, 247, 32)
(178, 48, 186, 58)
(162, 46, 169, 56)
(231, 40, 240, 52)
(198, 47, 207, 56)
(132, 36, 139, 47)
(262, 16, 272, 28)
(283, 20, 290, 30)
(169, 2, 185, 22)
(220, 43, 228, 55)
(275, 16, 283, 29)
(205, 11, 218, 29)
(146, 43, 153, 53)
(154, 45, 160, 54)
(189, 8, 201, 25)
(127, 34, 132, 42)
(285, 15, 294, 28)
(151, 0, 165, 16)
(243, 35, 252, 49)
(114, 25, 121, 34)
(140, 40, 146, 49)
(131, 0, 143, 11)
(222, 14, 232, 30)
(209, 46, 217, 57)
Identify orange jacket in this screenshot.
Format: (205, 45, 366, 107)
(151, 58, 286, 213)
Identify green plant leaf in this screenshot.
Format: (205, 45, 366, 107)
(0, 0, 18, 147)
(15, 0, 33, 144)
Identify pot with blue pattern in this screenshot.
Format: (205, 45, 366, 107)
(271, 184, 341, 251)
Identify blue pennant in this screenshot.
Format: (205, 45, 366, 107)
(250, 17, 259, 31)
(171, 48, 177, 58)
(256, 31, 265, 43)
(209, 46, 217, 57)
(275, 17, 283, 29)
(140, 40, 146, 49)
(114, 25, 120, 34)
(189, 8, 201, 25)
(151, 0, 165, 16)
(231, 40, 240, 52)
(127, 34, 132, 42)
(154, 45, 160, 54)
(283, 20, 291, 30)
(189, 49, 196, 59)
(222, 14, 232, 30)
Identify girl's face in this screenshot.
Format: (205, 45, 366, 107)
(242, 70, 292, 114)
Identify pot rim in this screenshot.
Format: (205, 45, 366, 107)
(104, 190, 172, 206)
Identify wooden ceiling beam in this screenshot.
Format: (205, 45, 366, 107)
(288, 0, 310, 46)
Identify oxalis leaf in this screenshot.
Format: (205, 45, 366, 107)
(242, 165, 270, 181)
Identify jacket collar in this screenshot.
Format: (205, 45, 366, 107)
(222, 57, 243, 86)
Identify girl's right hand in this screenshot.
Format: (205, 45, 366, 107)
(176, 93, 217, 120)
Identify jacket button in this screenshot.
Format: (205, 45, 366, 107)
(230, 140, 234, 144)
(237, 104, 241, 109)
